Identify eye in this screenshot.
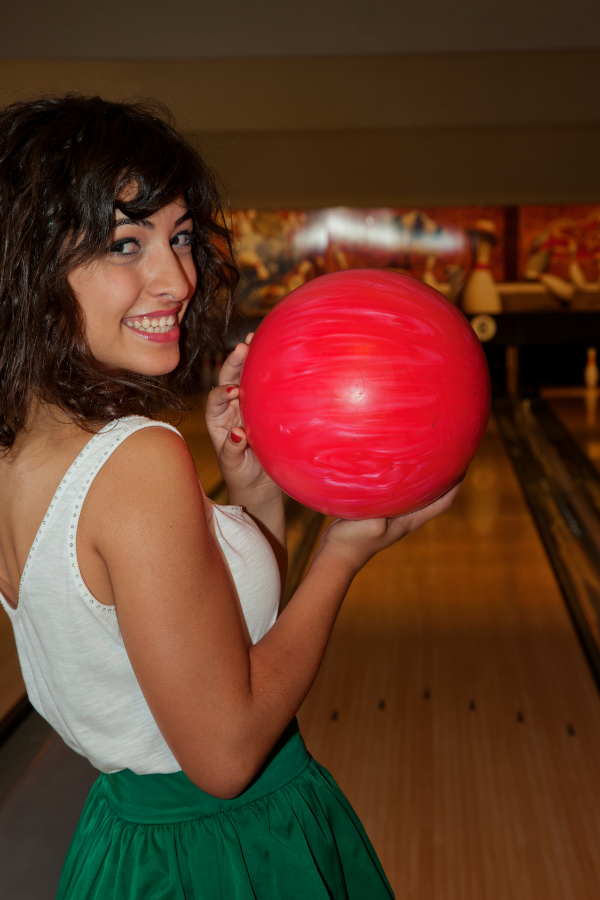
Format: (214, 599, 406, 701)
(171, 230, 196, 251)
(109, 238, 140, 256)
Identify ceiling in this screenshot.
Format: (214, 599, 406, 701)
(1, 0, 599, 59)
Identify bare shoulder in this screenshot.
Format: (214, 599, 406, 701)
(82, 424, 208, 553)
(104, 424, 193, 473)
(99, 424, 199, 483)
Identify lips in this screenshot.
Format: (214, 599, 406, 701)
(126, 324, 180, 343)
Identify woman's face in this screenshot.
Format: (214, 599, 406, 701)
(68, 197, 197, 376)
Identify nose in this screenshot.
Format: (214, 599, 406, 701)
(147, 243, 195, 304)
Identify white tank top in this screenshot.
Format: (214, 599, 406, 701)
(0, 417, 281, 774)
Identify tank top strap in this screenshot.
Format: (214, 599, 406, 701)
(15, 417, 182, 616)
(51, 415, 182, 518)
(70, 416, 182, 486)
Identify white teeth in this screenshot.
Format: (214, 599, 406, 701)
(125, 314, 179, 335)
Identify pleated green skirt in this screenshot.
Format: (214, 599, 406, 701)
(56, 720, 394, 899)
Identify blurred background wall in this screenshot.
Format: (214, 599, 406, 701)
(0, 0, 599, 207)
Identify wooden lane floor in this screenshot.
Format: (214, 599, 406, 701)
(542, 388, 600, 474)
(298, 414, 600, 900)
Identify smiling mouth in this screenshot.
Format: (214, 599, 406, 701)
(123, 311, 178, 334)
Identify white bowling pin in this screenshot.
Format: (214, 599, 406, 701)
(584, 347, 599, 389)
(462, 220, 502, 314)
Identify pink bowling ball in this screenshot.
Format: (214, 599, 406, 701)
(239, 269, 490, 519)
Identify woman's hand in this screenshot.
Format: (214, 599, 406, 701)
(205, 335, 280, 505)
(316, 478, 464, 575)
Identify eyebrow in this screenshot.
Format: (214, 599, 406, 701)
(114, 210, 193, 229)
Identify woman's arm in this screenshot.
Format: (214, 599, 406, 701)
(88, 425, 460, 799)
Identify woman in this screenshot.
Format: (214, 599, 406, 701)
(0, 95, 460, 899)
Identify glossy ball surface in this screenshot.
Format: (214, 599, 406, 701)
(239, 269, 490, 519)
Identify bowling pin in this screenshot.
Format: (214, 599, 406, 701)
(462, 220, 502, 314)
(584, 347, 599, 389)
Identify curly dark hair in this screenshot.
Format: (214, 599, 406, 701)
(0, 93, 238, 450)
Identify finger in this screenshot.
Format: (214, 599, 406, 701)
(218, 342, 249, 387)
(245, 332, 254, 345)
(205, 384, 240, 419)
(326, 516, 387, 540)
(219, 427, 248, 468)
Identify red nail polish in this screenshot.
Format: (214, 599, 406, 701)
(226, 385, 237, 393)
(230, 431, 242, 444)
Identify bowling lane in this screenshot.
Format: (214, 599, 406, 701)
(542, 388, 600, 474)
(298, 414, 600, 900)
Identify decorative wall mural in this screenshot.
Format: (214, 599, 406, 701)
(232, 205, 600, 316)
(519, 205, 600, 302)
(232, 206, 505, 315)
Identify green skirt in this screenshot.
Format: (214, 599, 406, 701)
(56, 720, 394, 899)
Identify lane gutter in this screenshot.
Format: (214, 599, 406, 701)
(495, 397, 600, 690)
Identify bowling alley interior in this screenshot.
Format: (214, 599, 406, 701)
(1, 3, 600, 898)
